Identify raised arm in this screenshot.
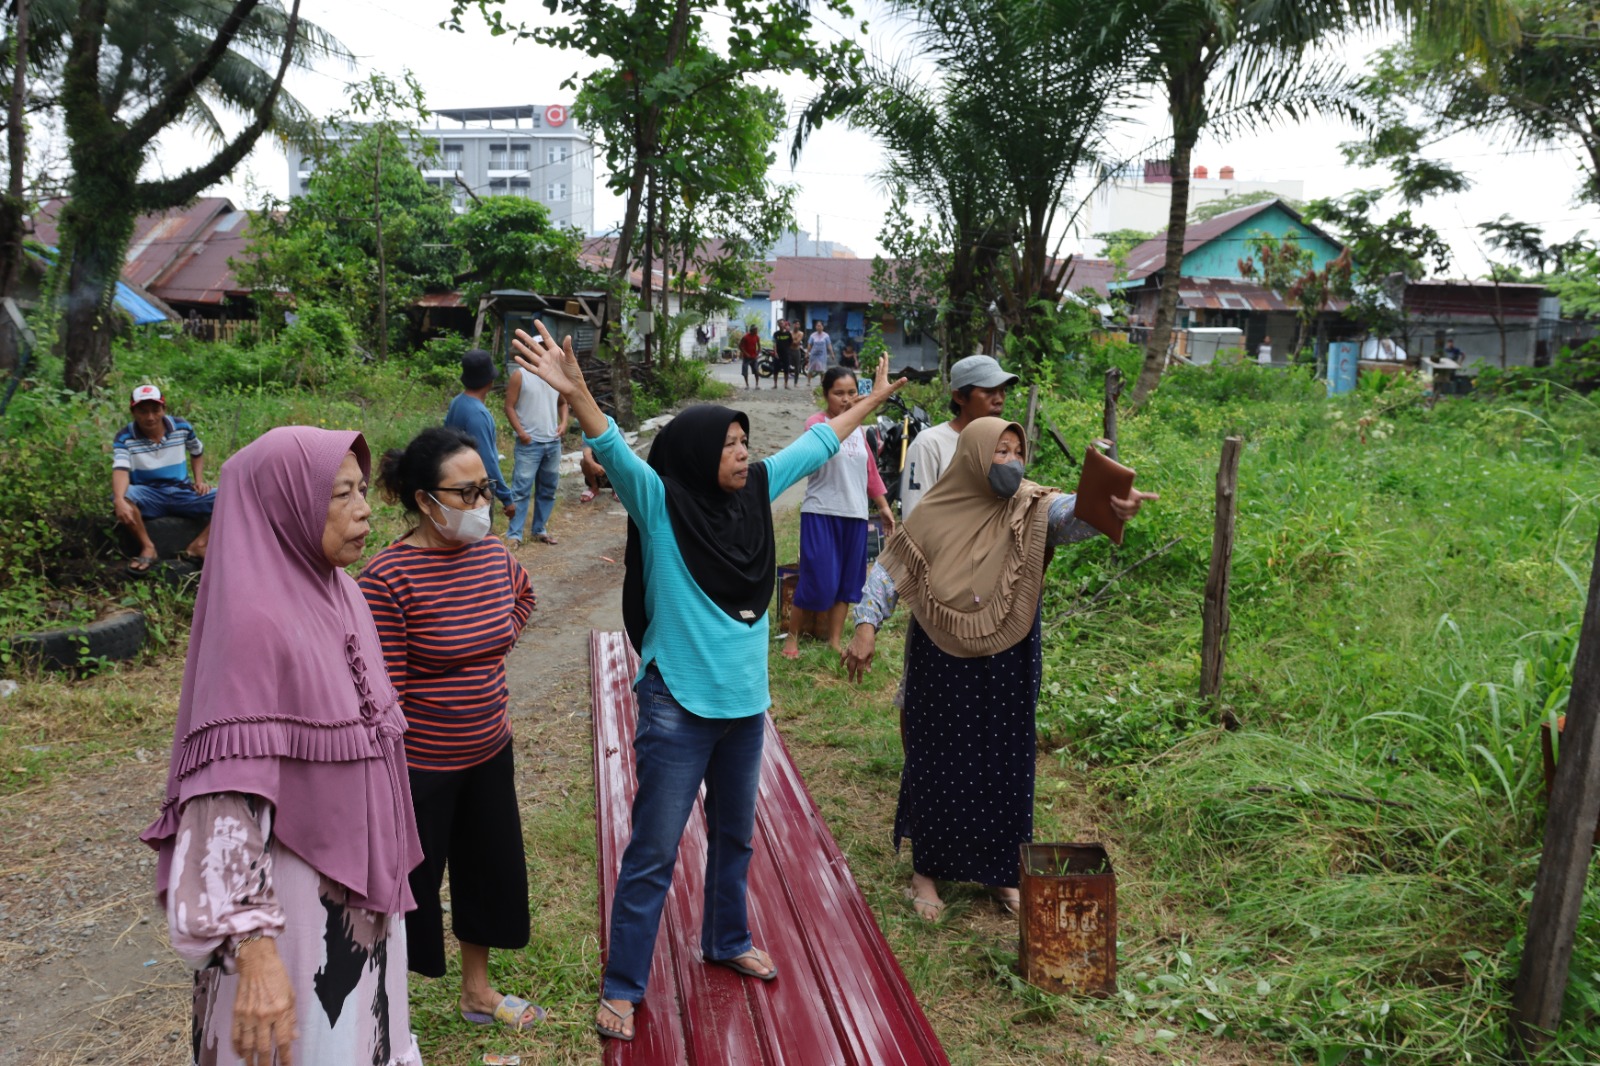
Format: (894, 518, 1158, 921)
(510, 321, 607, 438)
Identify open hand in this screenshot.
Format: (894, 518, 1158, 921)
(511, 320, 583, 397)
(841, 624, 877, 683)
(1110, 490, 1160, 522)
(232, 938, 296, 1066)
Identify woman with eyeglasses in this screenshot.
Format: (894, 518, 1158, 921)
(357, 426, 546, 1032)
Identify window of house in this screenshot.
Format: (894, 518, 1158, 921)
(489, 179, 508, 193)
(510, 178, 531, 198)
(547, 182, 568, 201)
(547, 144, 569, 165)
(442, 144, 464, 170)
(509, 144, 530, 170)
(489, 147, 506, 169)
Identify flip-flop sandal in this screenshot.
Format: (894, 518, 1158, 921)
(781, 646, 800, 660)
(579, 489, 597, 503)
(905, 888, 946, 922)
(537, 532, 559, 545)
(127, 553, 159, 574)
(708, 948, 778, 981)
(990, 888, 1021, 916)
(176, 550, 205, 567)
(594, 1000, 635, 1042)
(462, 994, 546, 1030)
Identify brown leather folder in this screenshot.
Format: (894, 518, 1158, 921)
(1072, 445, 1136, 546)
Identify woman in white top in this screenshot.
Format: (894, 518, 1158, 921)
(784, 366, 895, 657)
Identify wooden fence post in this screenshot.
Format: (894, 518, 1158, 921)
(1024, 382, 1041, 457)
(1509, 525, 1600, 1060)
(1200, 437, 1242, 710)
(1103, 368, 1123, 462)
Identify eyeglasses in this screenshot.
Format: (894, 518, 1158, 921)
(428, 482, 495, 507)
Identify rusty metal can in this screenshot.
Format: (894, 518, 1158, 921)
(1018, 842, 1117, 996)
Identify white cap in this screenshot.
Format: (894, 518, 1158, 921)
(130, 384, 164, 408)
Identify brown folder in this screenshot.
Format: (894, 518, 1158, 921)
(1072, 445, 1136, 546)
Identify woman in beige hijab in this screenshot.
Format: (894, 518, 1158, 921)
(842, 417, 1156, 919)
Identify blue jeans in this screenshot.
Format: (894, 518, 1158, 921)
(601, 666, 766, 1003)
(507, 438, 560, 540)
(121, 482, 216, 519)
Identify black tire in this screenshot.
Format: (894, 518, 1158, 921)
(117, 515, 207, 559)
(6, 610, 148, 672)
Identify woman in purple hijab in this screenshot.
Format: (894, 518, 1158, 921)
(141, 427, 426, 1066)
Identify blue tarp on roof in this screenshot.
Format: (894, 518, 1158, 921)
(27, 245, 173, 325)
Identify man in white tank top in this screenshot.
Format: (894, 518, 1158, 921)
(505, 353, 569, 545)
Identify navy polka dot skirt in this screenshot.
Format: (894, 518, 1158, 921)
(893, 609, 1042, 887)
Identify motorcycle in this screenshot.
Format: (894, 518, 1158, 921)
(864, 392, 931, 508)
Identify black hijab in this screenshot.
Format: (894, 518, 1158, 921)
(622, 405, 775, 651)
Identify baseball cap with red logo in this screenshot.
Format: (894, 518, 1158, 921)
(130, 384, 164, 408)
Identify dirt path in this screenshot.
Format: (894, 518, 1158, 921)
(0, 384, 820, 1066)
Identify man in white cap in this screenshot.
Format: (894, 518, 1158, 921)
(898, 354, 1018, 517)
(112, 384, 215, 572)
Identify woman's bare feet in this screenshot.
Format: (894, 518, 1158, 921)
(908, 873, 944, 921)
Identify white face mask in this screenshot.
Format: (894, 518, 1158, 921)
(426, 494, 492, 544)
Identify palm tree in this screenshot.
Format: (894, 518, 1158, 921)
(798, 0, 1142, 372)
(14, 0, 345, 390)
(1123, 0, 1517, 407)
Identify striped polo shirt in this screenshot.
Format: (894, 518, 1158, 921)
(112, 416, 203, 486)
(357, 537, 536, 772)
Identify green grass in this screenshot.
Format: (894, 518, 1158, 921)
(7, 334, 1600, 1063)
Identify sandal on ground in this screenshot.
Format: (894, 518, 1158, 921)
(781, 646, 800, 660)
(905, 887, 945, 922)
(127, 553, 159, 574)
(579, 488, 597, 503)
(707, 947, 778, 981)
(594, 1000, 635, 1042)
(175, 549, 205, 566)
(461, 994, 546, 1030)
(990, 888, 1021, 916)
(536, 532, 559, 545)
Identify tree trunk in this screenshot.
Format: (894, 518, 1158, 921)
(0, 0, 29, 373)
(61, 235, 122, 392)
(1131, 72, 1204, 409)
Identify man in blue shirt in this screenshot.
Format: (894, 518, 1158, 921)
(112, 384, 216, 572)
(444, 349, 514, 521)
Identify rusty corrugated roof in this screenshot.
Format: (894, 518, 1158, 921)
(591, 630, 950, 1066)
(1173, 276, 1350, 313)
(1121, 199, 1343, 281)
(33, 197, 249, 307)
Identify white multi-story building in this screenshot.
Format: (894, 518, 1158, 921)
(287, 104, 596, 232)
(1084, 160, 1303, 245)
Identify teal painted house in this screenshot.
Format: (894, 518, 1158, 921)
(1115, 199, 1354, 359)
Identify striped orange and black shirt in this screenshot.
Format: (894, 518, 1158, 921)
(358, 537, 536, 772)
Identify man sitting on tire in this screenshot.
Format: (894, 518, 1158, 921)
(112, 384, 215, 572)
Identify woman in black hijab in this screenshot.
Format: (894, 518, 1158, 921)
(510, 322, 902, 1042)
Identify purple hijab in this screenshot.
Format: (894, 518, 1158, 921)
(141, 427, 423, 915)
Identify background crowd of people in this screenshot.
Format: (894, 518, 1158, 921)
(134, 326, 1154, 1060)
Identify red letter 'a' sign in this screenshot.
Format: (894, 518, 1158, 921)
(545, 105, 567, 126)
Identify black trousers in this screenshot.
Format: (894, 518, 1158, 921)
(405, 740, 530, 977)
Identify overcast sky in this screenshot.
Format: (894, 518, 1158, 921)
(147, 0, 1600, 275)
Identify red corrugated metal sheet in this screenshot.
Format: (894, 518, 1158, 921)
(1062, 258, 1115, 297)
(590, 630, 949, 1066)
